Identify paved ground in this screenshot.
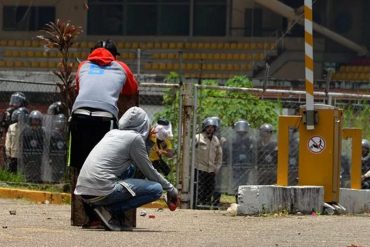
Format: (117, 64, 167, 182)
(0, 198, 369, 247)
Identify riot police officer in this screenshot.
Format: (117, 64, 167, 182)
(49, 114, 67, 182)
(1, 92, 28, 131)
(256, 123, 278, 185)
(1, 92, 28, 169)
(361, 139, 370, 189)
(21, 110, 44, 182)
(47, 101, 66, 115)
(194, 117, 223, 209)
(5, 107, 29, 173)
(231, 120, 256, 192)
(208, 116, 226, 208)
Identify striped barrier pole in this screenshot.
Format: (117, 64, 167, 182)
(304, 0, 315, 130)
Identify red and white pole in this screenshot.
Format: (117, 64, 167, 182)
(304, 0, 315, 129)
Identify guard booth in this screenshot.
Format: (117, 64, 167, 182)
(277, 104, 362, 204)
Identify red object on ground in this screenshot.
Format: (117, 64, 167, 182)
(168, 202, 177, 211)
(148, 214, 155, 219)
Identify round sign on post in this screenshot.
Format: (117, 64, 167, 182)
(308, 136, 325, 153)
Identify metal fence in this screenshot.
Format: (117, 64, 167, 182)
(0, 78, 369, 210)
(190, 84, 370, 209)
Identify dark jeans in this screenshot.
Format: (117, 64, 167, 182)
(193, 169, 215, 209)
(84, 179, 163, 218)
(7, 158, 17, 173)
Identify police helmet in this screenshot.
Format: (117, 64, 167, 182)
(3, 107, 15, 124)
(234, 120, 250, 133)
(91, 39, 120, 57)
(202, 117, 219, 131)
(209, 116, 221, 129)
(47, 101, 66, 115)
(9, 92, 27, 108)
(53, 114, 66, 130)
(29, 110, 43, 126)
(11, 107, 29, 123)
(362, 139, 370, 151)
(259, 123, 273, 133)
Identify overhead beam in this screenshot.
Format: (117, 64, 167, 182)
(254, 0, 368, 56)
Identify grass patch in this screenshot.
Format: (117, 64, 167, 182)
(0, 169, 25, 183)
(220, 194, 236, 204)
(0, 169, 70, 193)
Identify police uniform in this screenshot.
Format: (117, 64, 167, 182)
(194, 118, 223, 209)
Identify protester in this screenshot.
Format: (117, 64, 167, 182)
(148, 119, 174, 176)
(74, 107, 178, 231)
(69, 39, 139, 226)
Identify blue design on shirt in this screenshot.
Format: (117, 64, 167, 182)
(88, 64, 105, 75)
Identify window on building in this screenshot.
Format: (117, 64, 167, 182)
(87, 4, 124, 35)
(3, 6, 55, 31)
(127, 4, 157, 35)
(87, 0, 227, 36)
(87, 0, 190, 36)
(244, 8, 262, 36)
(158, 5, 189, 35)
(193, 0, 226, 36)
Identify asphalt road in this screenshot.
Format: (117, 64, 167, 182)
(0, 198, 369, 247)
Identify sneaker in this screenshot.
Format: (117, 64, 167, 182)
(93, 207, 132, 231)
(111, 217, 133, 232)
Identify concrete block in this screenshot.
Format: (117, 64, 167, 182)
(237, 185, 324, 215)
(289, 186, 324, 213)
(339, 188, 370, 214)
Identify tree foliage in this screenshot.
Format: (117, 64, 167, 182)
(156, 74, 280, 133)
(197, 76, 279, 128)
(36, 19, 82, 116)
(342, 102, 370, 140)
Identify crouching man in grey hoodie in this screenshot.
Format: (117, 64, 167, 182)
(74, 107, 178, 231)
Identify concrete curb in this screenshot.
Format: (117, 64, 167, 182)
(0, 187, 167, 208)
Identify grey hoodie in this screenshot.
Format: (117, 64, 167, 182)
(74, 107, 174, 196)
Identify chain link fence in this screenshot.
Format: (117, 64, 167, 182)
(0, 77, 369, 209)
(191, 84, 370, 209)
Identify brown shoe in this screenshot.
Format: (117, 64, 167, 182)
(82, 219, 105, 230)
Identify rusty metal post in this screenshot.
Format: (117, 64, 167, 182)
(178, 81, 194, 209)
